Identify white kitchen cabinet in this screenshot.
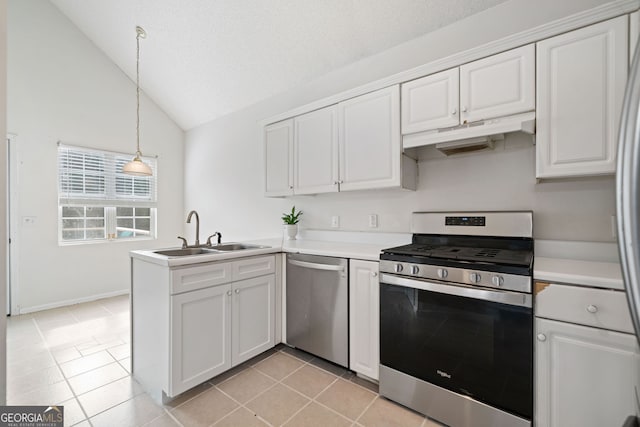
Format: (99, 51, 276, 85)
(536, 16, 628, 178)
(630, 11, 640, 61)
(349, 260, 380, 380)
(294, 106, 339, 194)
(401, 68, 459, 134)
(535, 317, 640, 427)
(132, 254, 277, 402)
(170, 284, 231, 395)
(232, 275, 275, 365)
(264, 120, 294, 196)
(338, 85, 410, 192)
(459, 44, 535, 124)
(401, 44, 534, 135)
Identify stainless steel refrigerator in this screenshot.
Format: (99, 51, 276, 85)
(617, 35, 640, 427)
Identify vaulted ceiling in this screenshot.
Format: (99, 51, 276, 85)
(50, 0, 508, 130)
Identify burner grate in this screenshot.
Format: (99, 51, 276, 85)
(474, 249, 500, 258)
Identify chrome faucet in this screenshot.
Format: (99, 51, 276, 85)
(186, 210, 200, 246)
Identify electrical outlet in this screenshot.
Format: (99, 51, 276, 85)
(368, 214, 378, 228)
(331, 216, 340, 228)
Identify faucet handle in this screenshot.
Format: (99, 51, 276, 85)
(177, 236, 188, 249)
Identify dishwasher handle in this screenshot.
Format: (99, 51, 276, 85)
(288, 259, 345, 272)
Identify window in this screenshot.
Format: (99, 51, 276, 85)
(58, 144, 157, 244)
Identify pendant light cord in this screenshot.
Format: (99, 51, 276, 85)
(136, 27, 142, 156)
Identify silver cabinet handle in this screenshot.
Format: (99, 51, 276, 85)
(235, 289, 240, 294)
(451, 108, 457, 115)
(288, 259, 345, 272)
(537, 334, 547, 342)
(372, 271, 378, 277)
(586, 305, 598, 313)
(462, 106, 468, 113)
(226, 290, 232, 296)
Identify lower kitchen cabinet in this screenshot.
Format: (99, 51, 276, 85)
(349, 259, 380, 380)
(535, 318, 640, 427)
(132, 254, 277, 402)
(170, 284, 232, 394)
(232, 275, 276, 365)
(535, 280, 640, 427)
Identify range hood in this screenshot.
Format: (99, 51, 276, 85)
(403, 111, 536, 152)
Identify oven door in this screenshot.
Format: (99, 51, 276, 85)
(380, 273, 533, 420)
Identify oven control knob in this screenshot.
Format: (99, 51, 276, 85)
(410, 265, 420, 275)
(394, 264, 403, 273)
(469, 272, 481, 283)
(491, 275, 504, 287)
(437, 268, 448, 279)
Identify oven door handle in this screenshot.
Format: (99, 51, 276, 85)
(380, 273, 532, 308)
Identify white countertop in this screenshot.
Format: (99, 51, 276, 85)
(130, 237, 386, 267)
(534, 257, 624, 290)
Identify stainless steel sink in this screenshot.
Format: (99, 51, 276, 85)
(154, 248, 214, 257)
(212, 243, 268, 251)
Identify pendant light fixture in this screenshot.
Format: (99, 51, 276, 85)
(123, 26, 153, 176)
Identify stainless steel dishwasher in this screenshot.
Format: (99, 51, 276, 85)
(286, 253, 349, 368)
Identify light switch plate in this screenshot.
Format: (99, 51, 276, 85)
(331, 216, 340, 228)
(368, 214, 378, 228)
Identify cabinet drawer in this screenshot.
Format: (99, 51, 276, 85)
(232, 255, 276, 281)
(535, 282, 633, 333)
(171, 262, 232, 295)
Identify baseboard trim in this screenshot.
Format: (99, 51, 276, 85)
(17, 289, 129, 315)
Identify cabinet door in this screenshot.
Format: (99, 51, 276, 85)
(401, 68, 459, 134)
(264, 120, 294, 197)
(349, 260, 380, 380)
(294, 106, 339, 194)
(338, 86, 401, 192)
(460, 45, 534, 124)
(170, 284, 231, 396)
(535, 318, 640, 427)
(232, 275, 275, 366)
(536, 16, 628, 178)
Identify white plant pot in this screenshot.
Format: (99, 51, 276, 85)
(284, 224, 298, 240)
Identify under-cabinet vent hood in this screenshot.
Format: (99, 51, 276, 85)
(403, 112, 535, 152)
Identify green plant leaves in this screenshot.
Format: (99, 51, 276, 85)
(282, 205, 303, 224)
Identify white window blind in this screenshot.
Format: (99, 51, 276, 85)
(57, 143, 157, 243)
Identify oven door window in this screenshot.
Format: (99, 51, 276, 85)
(380, 282, 532, 420)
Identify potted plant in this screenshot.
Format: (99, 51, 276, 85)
(282, 206, 303, 240)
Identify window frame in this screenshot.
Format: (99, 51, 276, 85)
(57, 144, 158, 245)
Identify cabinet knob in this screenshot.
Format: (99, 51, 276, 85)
(537, 333, 547, 342)
(372, 271, 378, 277)
(451, 108, 457, 115)
(289, 185, 293, 189)
(235, 289, 240, 294)
(339, 180, 344, 184)
(586, 305, 598, 313)
(462, 106, 468, 113)
(226, 290, 232, 296)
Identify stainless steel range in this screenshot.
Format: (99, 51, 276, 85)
(379, 211, 534, 427)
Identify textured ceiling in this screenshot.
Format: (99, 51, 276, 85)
(50, 0, 508, 130)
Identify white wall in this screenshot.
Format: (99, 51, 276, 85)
(7, 0, 185, 313)
(185, 0, 620, 245)
(0, 0, 7, 404)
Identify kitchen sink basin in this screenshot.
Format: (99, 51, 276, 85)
(154, 248, 214, 257)
(212, 243, 268, 251)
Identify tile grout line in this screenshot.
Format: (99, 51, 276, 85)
(29, 314, 94, 426)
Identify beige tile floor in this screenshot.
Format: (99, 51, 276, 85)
(7, 295, 443, 427)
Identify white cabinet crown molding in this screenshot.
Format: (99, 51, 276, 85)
(260, 0, 639, 127)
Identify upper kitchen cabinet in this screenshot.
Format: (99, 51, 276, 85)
(264, 120, 294, 197)
(294, 106, 339, 195)
(264, 85, 416, 196)
(401, 44, 534, 135)
(339, 85, 414, 191)
(536, 16, 628, 179)
(401, 68, 459, 134)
